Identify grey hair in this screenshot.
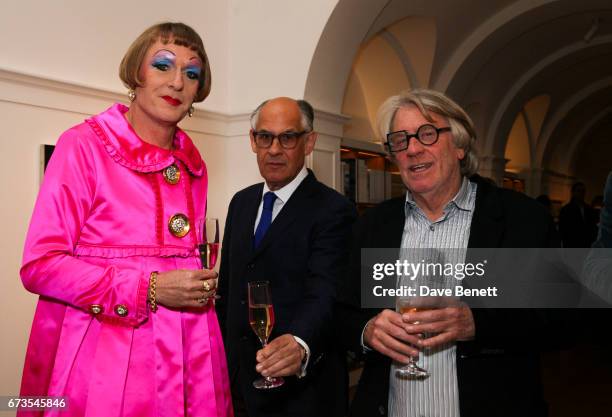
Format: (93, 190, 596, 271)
(376, 88, 479, 177)
(249, 98, 314, 132)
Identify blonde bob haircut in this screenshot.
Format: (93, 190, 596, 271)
(119, 22, 211, 102)
(377, 88, 479, 177)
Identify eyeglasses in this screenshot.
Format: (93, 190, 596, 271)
(252, 130, 309, 149)
(386, 124, 451, 153)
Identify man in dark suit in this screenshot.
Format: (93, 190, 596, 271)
(559, 182, 598, 248)
(217, 97, 356, 417)
(337, 89, 564, 417)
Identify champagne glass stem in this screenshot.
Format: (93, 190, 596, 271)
(258, 340, 278, 387)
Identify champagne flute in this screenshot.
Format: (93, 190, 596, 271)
(395, 248, 449, 378)
(396, 297, 430, 378)
(199, 217, 219, 269)
(199, 217, 220, 302)
(248, 281, 284, 389)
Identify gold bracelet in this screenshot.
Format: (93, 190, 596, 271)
(149, 271, 158, 312)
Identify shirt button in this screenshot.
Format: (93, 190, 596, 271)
(240, 300, 246, 306)
(114, 304, 129, 317)
(429, 225, 435, 231)
(378, 405, 386, 415)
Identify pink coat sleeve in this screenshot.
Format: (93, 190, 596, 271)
(21, 128, 149, 327)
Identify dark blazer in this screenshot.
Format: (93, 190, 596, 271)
(217, 170, 356, 417)
(337, 175, 567, 417)
(559, 200, 598, 248)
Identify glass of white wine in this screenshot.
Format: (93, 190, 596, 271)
(248, 280, 284, 389)
(199, 217, 219, 269)
(396, 296, 437, 378)
(198, 217, 220, 302)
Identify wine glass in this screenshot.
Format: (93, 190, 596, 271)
(199, 217, 220, 302)
(199, 217, 219, 269)
(394, 247, 446, 379)
(248, 281, 284, 389)
(396, 296, 430, 378)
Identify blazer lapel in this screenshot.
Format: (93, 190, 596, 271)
(380, 198, 406, 248)
(467, 177, 504, 248)
(240, 184, 264, 260)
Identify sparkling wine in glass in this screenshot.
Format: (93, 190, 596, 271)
(199, 217, 219, 269)
(396, 297, 430, 378)
(248, 281, 284, 389)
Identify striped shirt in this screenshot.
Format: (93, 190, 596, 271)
(388, 177, 477, 417)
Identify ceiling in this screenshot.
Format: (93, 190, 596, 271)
(308, 0, 612, 194)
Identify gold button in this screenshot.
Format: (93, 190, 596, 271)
(89, 304, 103, 315)
(162, 164, 180, 185)
(168, 213, 190, 238)
(114, 304, 128, 317)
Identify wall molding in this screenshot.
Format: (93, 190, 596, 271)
(0, 68, 350, 140)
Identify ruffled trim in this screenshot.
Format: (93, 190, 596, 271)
(74, 244, 198, 258)
(87, 103, 204, 176)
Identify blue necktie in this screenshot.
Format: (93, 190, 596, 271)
(254, 192, 277, 247)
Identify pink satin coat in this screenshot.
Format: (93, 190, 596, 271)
(19, 103, 233, 417)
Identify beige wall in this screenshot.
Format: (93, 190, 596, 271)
(1, 0, 231, 112)
(505, 113, 530, 173)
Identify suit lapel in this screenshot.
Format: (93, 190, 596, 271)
(239, 184, 263, 259)
(381, 198, 405, 248)
(467, 176, 504, 248)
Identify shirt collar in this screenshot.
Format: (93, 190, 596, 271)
(405, 176, 474, 213)
(262, 166, 308, 204)
(452, 177, 475, 211)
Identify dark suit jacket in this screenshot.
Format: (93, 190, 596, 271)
(217, 170, 356, 417)
(559, 200, 598, 248)
(337, 175, 566, 417)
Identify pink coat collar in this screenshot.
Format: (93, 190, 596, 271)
(87, 103, 204, 176)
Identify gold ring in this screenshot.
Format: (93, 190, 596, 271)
(198, 297, 208, 304)
(203, 280, 211, 292)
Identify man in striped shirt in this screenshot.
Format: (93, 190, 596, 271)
(338, 89, 560, 417)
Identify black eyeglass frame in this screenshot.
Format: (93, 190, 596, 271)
(251, 130, 310, 149)
(385, 124, 451, 153)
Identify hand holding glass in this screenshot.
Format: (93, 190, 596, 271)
(396, 297, 430, 378)
(248, 281, 284, 389)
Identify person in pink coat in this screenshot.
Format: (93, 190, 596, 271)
(19, 22, 233, 417)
